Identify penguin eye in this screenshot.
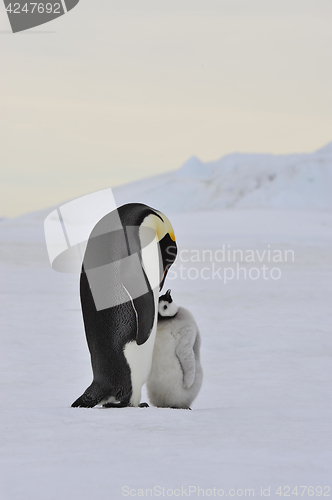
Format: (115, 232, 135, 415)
(163, 305, 167, 310)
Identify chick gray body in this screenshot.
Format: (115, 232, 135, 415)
(146, 290, 203, 409)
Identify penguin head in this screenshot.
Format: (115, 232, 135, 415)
(158, 289, 179, 318)
(155, 211, 177, 291)
(140, 209, 177, 291)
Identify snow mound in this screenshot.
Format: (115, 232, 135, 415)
(114, 142, 332, 213)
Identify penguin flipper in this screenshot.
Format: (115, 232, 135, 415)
(71, 381, 109, 408)
(119, 254, 155, 346)
(175, 326, 197, 389)
(133, 290, 155, 345)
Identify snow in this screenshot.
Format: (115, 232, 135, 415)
(1, 147, 332, 499)
(113, 142, 332, 213)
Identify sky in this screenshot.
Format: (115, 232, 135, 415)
(0, 0, 332, 217)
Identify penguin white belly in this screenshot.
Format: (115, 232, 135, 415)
(124, 288, 159, 406)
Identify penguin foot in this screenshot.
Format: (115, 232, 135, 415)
(138, 402, 149, 408)
(71, 381, 110, 408)
(72, 394, 101, 408)
(103, 401, 128, 408)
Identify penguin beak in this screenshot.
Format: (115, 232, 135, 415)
(159, 267, 168, 291)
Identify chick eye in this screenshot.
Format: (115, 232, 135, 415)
(163, 305, 167, 310)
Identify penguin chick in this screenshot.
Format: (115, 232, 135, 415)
(146, 290, 203, 409)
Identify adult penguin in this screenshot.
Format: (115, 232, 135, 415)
(71, 203, 177, 408)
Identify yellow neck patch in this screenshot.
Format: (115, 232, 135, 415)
(141, 212, 176, 242)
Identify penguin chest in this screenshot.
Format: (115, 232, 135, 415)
(123, 289, 159, 407)
(123, 326, 157, 406)
(150, 324, 183, 387)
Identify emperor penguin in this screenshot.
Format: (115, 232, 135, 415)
(71, 203, 177, 408)
(146, 290, 203, 409)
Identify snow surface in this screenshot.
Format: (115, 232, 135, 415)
(1, 147, 332, 499)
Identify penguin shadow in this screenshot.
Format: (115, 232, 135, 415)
(102, 402, 150, 408)
(91, 398, 193, 410)
(170, 406, 192, 410)
(101, 399, 190, 410)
